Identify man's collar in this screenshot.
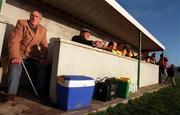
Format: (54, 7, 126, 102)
(28, 20, 39, 32)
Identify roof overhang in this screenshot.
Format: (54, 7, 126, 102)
(29, 0, 165, 51)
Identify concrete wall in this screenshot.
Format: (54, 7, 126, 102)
(0, 20, 7, 58)
(0, 18, 7, 84)
(140, 62, 159, 87)
(0, 1, 160, 104)
(0, 0, 107, 83)
(0, 0, 111, 65)
(0, 0, 77, 41)
(0, 0, 105, 54)
(49, 39, 159, 103)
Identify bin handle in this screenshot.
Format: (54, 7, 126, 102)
(95, 77, 109, 83)
(100, 76, 108, 82)
(95, 77, 102, 83)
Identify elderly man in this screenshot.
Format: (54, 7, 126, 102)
(72, 28, 105, 48)
(7, 11, 48, 100)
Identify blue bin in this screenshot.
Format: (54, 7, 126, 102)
(56, 75, 95, 111)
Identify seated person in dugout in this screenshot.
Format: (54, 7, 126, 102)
(116, 42, 126, 56)
(141, 52, 149, 61)
(104, 41, 117, 54)
(104, 42, 137, 58)
(150, 52, 157, 64)
(145, 55, 151, 63)
(71, 28, 105, 48)
(124, 44, 137, 58)
(5, 11, 49, 101)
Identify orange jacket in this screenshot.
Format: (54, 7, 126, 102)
(8, 20, 48, 60)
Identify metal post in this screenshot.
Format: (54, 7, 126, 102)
(137, 31, 142, 89)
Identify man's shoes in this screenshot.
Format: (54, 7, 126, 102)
(5, 94, 16, 103)
(162, 79, 166, 83)
(0, 91, 16, 103)
(173, 83, 176, 87)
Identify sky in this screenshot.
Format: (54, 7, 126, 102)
(116, 0, 180, 66)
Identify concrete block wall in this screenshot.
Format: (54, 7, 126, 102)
(140, 62, 159, 87)
(0, 20, 7, 58)
(0, 0, 109, 86)
(0, 0, 105, 45)
(0, 1, 76, 41)
(49, 39, 159, 103)
(0, 1, 160, 104)
(0, 0, 110, 62)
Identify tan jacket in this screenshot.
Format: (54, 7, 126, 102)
(8, 19, 48, 60)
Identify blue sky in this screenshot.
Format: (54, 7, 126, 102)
(116, 0, 180, 66)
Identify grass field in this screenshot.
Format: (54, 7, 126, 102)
(89, 76, 180, 115)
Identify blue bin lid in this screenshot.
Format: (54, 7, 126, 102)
(62, 75, 93, 80)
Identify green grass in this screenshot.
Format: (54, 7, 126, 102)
(89, 76, 180, 115)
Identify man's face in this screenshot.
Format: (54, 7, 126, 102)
(112, 42, 117, 50)
(29, 11, 41, 27)
(109, 42, 117, 50)
(81, 32, 91, 40)
(117, 44, 123, 50)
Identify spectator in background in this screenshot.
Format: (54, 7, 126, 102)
(150, 53, 156, 64)
(71, 28, 105, 48)
(158, 54, 169, 83)
(141, 52, 148, 61)
(116, 42, 126, 56)
(124, 44, 135, 58)
(104, 41, 118, 54)
(164, 64, 176, 86)
(145, 55, 151, 63)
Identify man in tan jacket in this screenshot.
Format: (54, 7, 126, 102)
(7, 11, 48, 100)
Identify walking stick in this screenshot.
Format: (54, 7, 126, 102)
(20, 58, 39, 97)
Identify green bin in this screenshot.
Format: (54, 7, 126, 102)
(115, 77, 130, 99)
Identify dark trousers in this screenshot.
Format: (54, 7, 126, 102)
(7, 58, 48, 95)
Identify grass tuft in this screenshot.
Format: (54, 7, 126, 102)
(89, 76, 180, 115)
